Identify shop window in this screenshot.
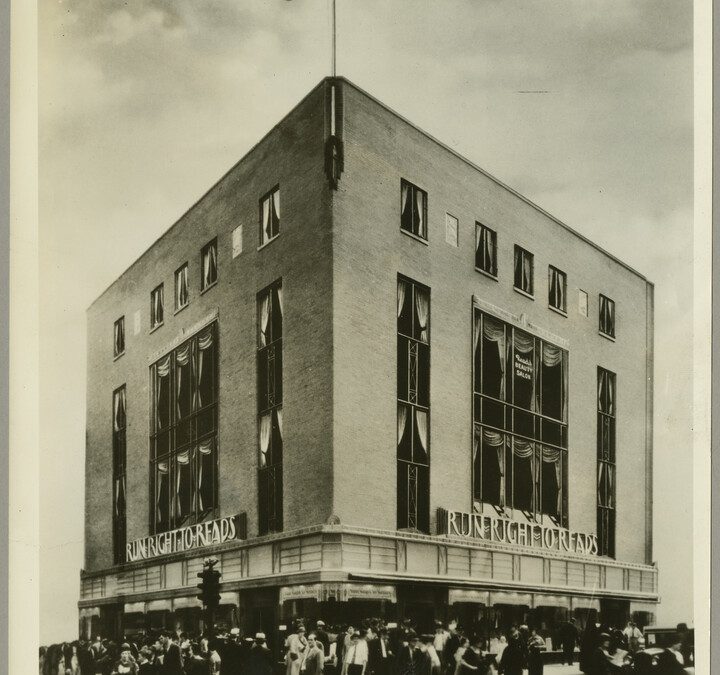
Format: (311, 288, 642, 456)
(201, 238, 218, 290)
(113, 386, 127, 563)
(475, 223, 497, 277)
(175, 263, 189, 311)
(599, 294, 615, 338)
(151, 284, 164, 329)
(257, 280, 283, 534)
(597, 367, 616, 557)
(473, 309, 567, 524)
(114, 316, 125, 358)
(400, 180, 427, 240)
(548, 266, 566, 313)
(149, 323, 218, 533)
(260, 187, 280, 246)
(397, 276, 430, 532)
(514, 246, 534, 296)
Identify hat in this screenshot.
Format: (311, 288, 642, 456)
(120, 643, 131, 652)
(255, 633, 266, 640)
(599, 633, 611, 641)
(317, 620, 326, 627)
(244, 637, 254, 643)
(230, 628, 241, 636)
(421, 634, 434, 644)
(407, 631, 418, 641)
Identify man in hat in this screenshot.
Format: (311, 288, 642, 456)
(498, 625, 525, 675)
(586, 633, 614, 675)
(419, 634, 441, 675)
(557, 617, 579, 666)
(315, 621, 331, 657)
(396, 632, 422, 675)
(343, 631, 368, 675)
(622, 621, 644, 654)
(246, 633, 274, 675)
(368, 626, 393, 675)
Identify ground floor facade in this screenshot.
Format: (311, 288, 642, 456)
(79, 522, 658, 656)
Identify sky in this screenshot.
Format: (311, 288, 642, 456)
(38, 0, 693, 644)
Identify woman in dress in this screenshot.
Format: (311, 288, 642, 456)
(453, 638, 470, 675)
(286, 625, 310, 675)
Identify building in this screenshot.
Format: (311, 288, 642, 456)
(78, 77, 658, 647)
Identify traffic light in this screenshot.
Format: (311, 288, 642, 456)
(196, 559, 221, 609)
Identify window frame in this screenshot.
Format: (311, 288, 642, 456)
(475, 223, 498, 278)
(174, 263, 189, 313)
(112, 385, 127, 564)
(599, 294, 616, 339)
(150, 284, 164, 331)
(400, 179, 428, 241)
(548, 265, 567, 315)
(513, 245, 534, 297)
(114, 316, 125, 359)
(597, 366, 617, 558)
(259, 186, 281, 248)
(445, 213, 459, 247)
(201, 238, 218, 292)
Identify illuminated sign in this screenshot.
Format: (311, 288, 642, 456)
(437, 509, 598, 556)
(126, 515, 244, 563)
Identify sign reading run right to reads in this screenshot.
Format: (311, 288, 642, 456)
(437, 509, 599, 556)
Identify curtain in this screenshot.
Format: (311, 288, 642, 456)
(177, 268, 188, 307)
(259, 413, 271, 466)
(397, 280, 407, 318)
(522, 253, 532, 290)
(114, 389, 126, 432)
(401, 184, 410, 220)
(607, 466, 614, 508)
(513, 438, 534, 458)
(176, 343, 192, 418)
(154, 288, 163, 324)
(397, 404, 407, 447)
(259, 293, 270, 347)
(276, 286, 283, 319)
(196, 328, 214, 408)
(204, 244, 217, 286)
(415, 409, 428, 459)
(156, 460, 169, 523)
(276, 408, 283, 441)
(416, 190, 425, 237)
(555, 455, 562, 512)
(272, 189, 281, 221)
(483, 317, 506, 399)
(542, 343, 562, 367)
(562, 351, 568, 421)
(115, 320, 124, 355)
(597, 462, 605, 503)
(475, 224, 482, 254)
(262, 198, 271, 241)
(197, 440, 214, 511)
(176, 449, 191, 518)
(608, 374, 614, 415)
(473, 313, 482, 353)
(415, 289, 429, 342)
(514, 330, 534, 354)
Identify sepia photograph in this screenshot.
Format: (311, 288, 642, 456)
(25, 0, 709, 674)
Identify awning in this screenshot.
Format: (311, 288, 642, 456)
(344, 584, 396, 603)
(279, 584, 323, 604)
(219, 591, 240, 606)
(123, 602, 146, 614)
(533, 594, 571, 609)
(448, 589, 490, 606)
(146, 599, 173, 612)
(79, 607, 101, 619)
(571, 597, 601, 611)
(172, 596, 203, 610)
(630, 600, 658, 614)
(279, 583, 397, 605)
(489, 591, 532, 607)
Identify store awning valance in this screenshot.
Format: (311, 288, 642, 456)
(449, 589, 490, 606)
(219, 591, 240, 606)
(279, 584, 323, 604)
(124, 602, 146, 614)
(79, 607, 101, 619)
(344, 584, 396, 603)
(533, 594, 571, 609)
(571, 597, 600, 611)
(630, 600, 657, 614)
(279, 583, 397, 605)
(489, 591, 532, 607)
(146, 599, 173, 612)
(173, 596, 202, 610)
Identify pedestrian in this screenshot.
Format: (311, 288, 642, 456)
(246, 633, 275, 675)
(182, 641, 211, 675)
(451, 637, 469, 675)
(396, 633, 421, 675)
(162, 633, 184, 675)
(303, 634, 326, 675)
(526, 629, 545, 675)
(287, 625, 310, 675)
(579, 622, 601, 674)
(316, 621, 331, 657)
(368, 626, 393, 675)
(137, 646, 156, 675)
(419, 635, 441, 675)
(586, 633, 614, 675)
(498, 626, 525, 675)
(621, 621, 643, 653)
(111, 643, 139, 675)
(457, 635, 482, 675)
(343, 631, 368, 675)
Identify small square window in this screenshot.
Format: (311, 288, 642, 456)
(113, 317, 125, 357)
(548, 266, 567, 313)
(151, 284, 164, 329)
(400, 179, 427, 240)
(201, 238, 218, 290)
(599, 294, 615, 338)
(175, 264, 189, 311)
(475, 223, 497, 276)
(445, 214, 458, 247)
(513, 246, 534, 296)
(578, 290, 588, 317)
(259, 187, 280, 247)
(232, 225, 243, 258)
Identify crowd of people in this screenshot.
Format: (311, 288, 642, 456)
(37, 616, 662, 675)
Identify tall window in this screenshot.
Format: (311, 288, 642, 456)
(548, 266, 567, 313)
(597, 367, 616, 557)
(400, 179, 427, 240)
(113, 386, 127, 563)
(151, 285, 164, 329)
(599, 294, 615, 338)
(472, 310, 568, 525)
(201, 239, 218, 291)
(259, 187, 280, 246)
(114, 317, 125, 358)
(445, 213, 458, 247)
(397, 277, 430, 532)
(150, 323, 218, 534)
(257, 281, 283, 534)
(475, 223, 497, 277)
(175, 264, 189, 311)
(514, 246, 534, 295)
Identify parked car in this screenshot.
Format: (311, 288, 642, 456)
(621, 624, 694, 674)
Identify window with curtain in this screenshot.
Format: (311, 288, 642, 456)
(149, 322, 218, 534)
(151, 284, 164, 329)
(599, 294, 615, 338)
(473, 309, 567, 524)
(513, 245, 534, 296)
(400, 179, 427, 240)
(548, 266, 567, 313)
(113, 385, 127, 563)
(445, 213, 458, 247)
(114, 316, 125, 358)
(397, 276, 430, 533)
(201, 238, 218, 290)
(259, 187, 280, 246)
(475, 223, 497, 277)
(578, 289, 589, 317)
(597, 367, 616, 557)
(257, 280, 283, 534)
(175, 263, 189, 311)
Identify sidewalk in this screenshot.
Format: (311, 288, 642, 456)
(542, 665, 583, 675)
